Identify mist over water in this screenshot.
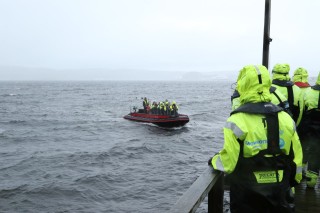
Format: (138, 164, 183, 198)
(0, 80, 232, 212)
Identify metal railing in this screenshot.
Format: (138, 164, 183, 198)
(170, 167, 224, 213)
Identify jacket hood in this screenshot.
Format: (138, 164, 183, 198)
(237, 65, 272, 104)
(272, 63, 291, 81)
(317, 72, 320, 85)
(293, 67, 309, 83)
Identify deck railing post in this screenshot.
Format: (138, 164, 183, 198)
(208, 172, 224, 213)
(170, 168, 225, 213)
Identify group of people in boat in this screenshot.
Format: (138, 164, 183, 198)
(142, 97, 179, 116)
(208, 63, 320, 212)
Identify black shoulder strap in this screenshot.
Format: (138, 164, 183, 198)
(272, 79, 294, 87)
(237, 138, 244, 158)
(310, 85, 320, 109)
(269, 86, 277, 93)
(270, 87, 283, 105)
(266, 113, 281, 155)
(235, 110, 281, 156)
(268, 87, 292, 117)
(318, 91, 320, 109)
(231, 102, 283, 115)
(272, 80, 294, 109)
(232, 102, 282, 156)
(312, 84, 320, 91)
(231, 90, 240, 102)
(287, 86, 294, 109)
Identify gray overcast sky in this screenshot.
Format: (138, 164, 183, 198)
(0, 0, 319, 80)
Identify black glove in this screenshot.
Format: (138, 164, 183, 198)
(208, 157, 213, 166)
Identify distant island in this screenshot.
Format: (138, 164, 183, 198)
(1, 65, 317, 83)
(0, 66, 236, 81)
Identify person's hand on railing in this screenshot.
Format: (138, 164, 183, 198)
(208, 153, 219, 166)
(208, 157, 213, 166)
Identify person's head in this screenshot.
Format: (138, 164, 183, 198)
(272, 63, 291, 81)
(237, 65, 272, 104)
(293, 67, 309, 83)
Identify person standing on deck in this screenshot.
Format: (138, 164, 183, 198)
(151, 102, 158, 114)
(209, 65, 303, 213)
(231, 86, 292, 117)
(143, 97, 149, 113)
(292, 67, 311, 98)
(292, 67, 312, 183)
(298, 72, 320, 188)
(271, 63, 304, 126)
(157, 102, 162, 114)
(165, 99, 170, 115)
(159, 102, 166, 115)
(170, 101, 179, 116)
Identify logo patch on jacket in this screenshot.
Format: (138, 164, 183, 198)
(253, 170, 283, 183)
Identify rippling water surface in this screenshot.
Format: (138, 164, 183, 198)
(0, 80, 233, 212)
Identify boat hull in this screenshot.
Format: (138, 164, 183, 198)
(123, 113, 189, 127)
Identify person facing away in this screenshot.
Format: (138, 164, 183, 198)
(159, 102, 166, 115)
(143, 97, 149, 112)
(170, 101, 179, 116)
(271, 63, 304, 126)
(151, 102, 158, 114)
(298, 72, 320, 188)
(293, 67, 311, 99)
(209, 65, 303, 213)
(164, 99, 170, 115)
(231, 86, 292, 117)
(293, 67, 311, 89)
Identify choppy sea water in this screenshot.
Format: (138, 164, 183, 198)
(0, 81, 233, 213)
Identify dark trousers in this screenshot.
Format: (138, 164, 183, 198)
(298, 114, 320, 172)
(230, 183, 293, 213)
